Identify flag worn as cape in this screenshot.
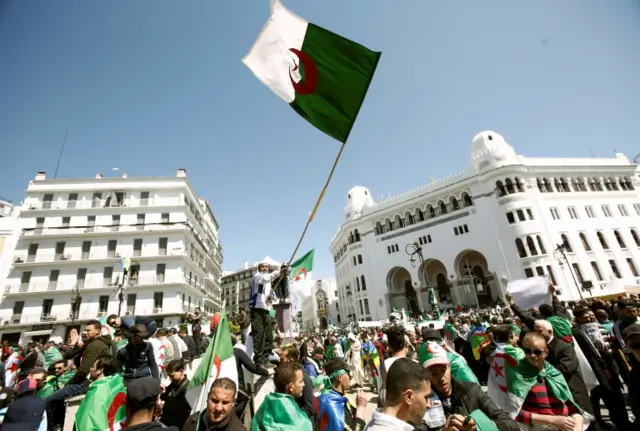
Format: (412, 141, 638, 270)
(506, 359, 580, 420)
(315, 390, 349, 431)
(37, 372, 75, 399)
(417, 342, 479, 384)
(252, 392, 313, 431)
(470, 325, 488, 361)
(186, 309, 238, 413)
(242, 0, 381, 143)
(75, 374, 127, 431)
(547, 315, 574, 344)
(486, 344, 525, 411)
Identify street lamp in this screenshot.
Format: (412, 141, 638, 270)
(405, 242, 424, 267)
(553, 243, 583, 299)
(406, 241, 436, 317)
(70, 285, 80, 326)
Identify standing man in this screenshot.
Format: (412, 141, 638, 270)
(249, 262, 287, 367)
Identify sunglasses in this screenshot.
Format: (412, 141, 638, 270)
(524, 348, 544, 356)
(54, 367, 64, 371)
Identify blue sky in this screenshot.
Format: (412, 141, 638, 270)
(1, 0, 640, 280)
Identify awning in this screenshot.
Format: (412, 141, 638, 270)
(23, 330, 53, 337)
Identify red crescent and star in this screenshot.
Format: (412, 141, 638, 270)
(107, 391, 127, 431)
(288, 48, 318, 95)
(293, 268, 308, 282)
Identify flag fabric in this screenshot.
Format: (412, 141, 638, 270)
(468, 410, 500, 431)
(36, 372, 75, 399)
(547, 315, 574, 344)
(253, 392, 313, 431)
(486, 344, 525, 411)
(242, 0, 381, 143)
(470, 325, 489, 361)
(75, 374, 127, 431)
(98, 316, 116, 337)
(315, 389, 349, 431)
(185, 309, 238, 413)
(149, 337, 168, 376)
(505, 358, 583, 420)
(417, 342, 479, 384)
(289, 249, 315, 297)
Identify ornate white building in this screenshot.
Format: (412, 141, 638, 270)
(0, 170, 223, 345)
(300, 278, 337, 331)
(330, 131, 640, 322)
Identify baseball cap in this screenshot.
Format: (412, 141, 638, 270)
(324, 358, 355, 380)
(2, 396, 46, 431)
(418, 341, 450, 368)
(623, 324, 640, 341)
(16, 378, 38, 397)
(421, 328, 442, 342)
(126, 376, 161, 405)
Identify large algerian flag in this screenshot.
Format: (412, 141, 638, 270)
(417, 342, 479, 384)
(243, 0, 381, 143)
(186, 309, 238, 413)
(289, 249, 314, 297)
(75, 374, 127, 431)
(486, 344, 524, 411)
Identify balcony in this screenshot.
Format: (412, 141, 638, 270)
(22, 222, 192, 238)
(24, 197, 182, 211)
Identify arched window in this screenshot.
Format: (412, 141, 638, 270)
(561, 234, 573, 253)
(505, 178, 515, 194)
(560, 177, 570, 192)
(394, 214, 403, 229)
(356, 277, 360, 291)
(496, 181, 506, 197)
(462, 192, 473, 207)
(579, 232, 591, 251)
(526, 236, 538, 256)
(537, 178, 546, 193)
(385, 218, 393, 232)
(609, 177, 619, 191)
(360, 275, 367, 291)
(543, 178, 552, 192)
(536, 235, 547, 254)
(597, 231, 609, 250)
(427, 205, 436, 218)
(415, 208, 425, 222)
(624, 177, 635, 190)
(354, 229, 360, 242)
(450, 196, 459, 211)
(375, 222, 383, 235)
(631, 229, 640, 247)
(438, 201, 447, 215)
(515, 239, 527, 258)
(515, 177, 524, 193)
(614, 230, 626, 248)
(348, 232, 354, 244)
(404, 211, 414, 226)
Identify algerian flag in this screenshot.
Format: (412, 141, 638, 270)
(98, 316, 115, 337)
(243, 0, 381, 143)
(289, 249, 314, 297)
(75, 374, 127, 431)
(417, 342, 479, 384)
(186, 309, 238, 413)
(486, 344, 524, 411)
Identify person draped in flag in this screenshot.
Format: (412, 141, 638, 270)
(486, 325, 524, 412)
(315, 358, 367, 431)
(417, 329, 479, 385)
(249, 262, 287, 368)
(3, 347, 22, 388)
(508, 332, 586, 430)
(345, 334, 364, 388)
(360, 333, 380, 393)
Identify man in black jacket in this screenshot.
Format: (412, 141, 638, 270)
(160, 359, 191, 429)
(116, 325, 159, 381)
(425, 354, 519, 431)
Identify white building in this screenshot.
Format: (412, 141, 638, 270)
(299, 278, 337, 330)
(0, 169, 223, 345)
(330, 131, 640, 322)
(0, 199, 20, 297)
(220, 256, 281, 316)
(300, 294, 318, 331)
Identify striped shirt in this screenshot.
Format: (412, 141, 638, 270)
(516, 380, 579, 425)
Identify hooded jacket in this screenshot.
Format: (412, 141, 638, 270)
(65, 335, 112, 385)
(116, 341, 159, 380)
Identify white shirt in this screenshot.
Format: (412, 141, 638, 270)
(251, 270, 281, 310)
(364, 410, 414, 431)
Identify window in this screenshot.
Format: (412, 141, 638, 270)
(517, 210, 526, 222)
(103, 267, 114, 286)
(627, 258, 639, 277)
(602, 205, 612, 217)
(550, 208, 560, 220)
(353, 256, 357, 266)
(454, 227, 459, 236)
(571, 263, 584, 284)
(81, 241, 91, 259)
(609, 260, 621, 279)
(585, 206, 596, 218)
(361, 275, 367, 291)
(526, 209, 534, 220)
(159, 238, 168, 256)
(77, 268, 87, 288)
(356, 277, 361, 291)
(99, 296, 109, 313)
(27, 244, 38, 262)
(506, 212, 515, 224)
(68, 193, 78, 209)
(140, 191, 150, 206)
(133, 239, 143, 257)
(524, 268, 534, 278)
(364, 298, 370, 314)
(591, 261, 603, 281)
(359, 300, 364, 315)
(515, 239, 527, 258)
(35, 217, 44, 234)
(618, 205, 629, 217)
(107, 240, 117, 257)
(156, 264, 166, 283)
(154, 292, 164, 310)
(535, 266, 545, 276)
(62, 217, 70, 228)
(536, 236, 547, 254)
(546, 265, 557, 285)
(560, 234, 573, 253)
(20, 271, 32, 291)
(358, 254, 363, 264)
(614, 230, 627, 249)
(87, 216, 95, 232)
(597, 231, 609, 250)
(634, 204, 640, 216)
(48, 270, 59, 290)
(92, 192, 102, 208)
(579, 233, 591, 251)
(54, 241, 66, 260)
(526, 236, 538, 256)
(631, 229, 640, 247)
(112, 215, 120, 231)
(136, 214, 145, 230)
(42, 194, 54, 209)
(127, 294, 137, 314)
(161, 213, 169, 223)
(567, 207, 578, 219)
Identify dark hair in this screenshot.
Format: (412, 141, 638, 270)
(274, 362, 303, 393)
(53, 359, 66, 368)
(210, 377, 237, 397)
(299, 341, 309, 362)
(107, 314, 118, 323)
(282, 345, 300, 362)
(538, 304, 553, 318)
(385, 358, 429, 404)
(574, 308, 590, 318)
(166, 359, 184, 374)
(86, 320, 102, 332)
(96, 357, 118, 376)
(156, 328, 168, 337)
(492, 325, 513, 344)
(385, 325, 406, 353)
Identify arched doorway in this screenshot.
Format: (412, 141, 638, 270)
(454, 249, 492, 306)
(319, 316, 328, 331)
(386, 267, 417, 314)
(418, 259, 451, 304)
(435, 273, 451, 302)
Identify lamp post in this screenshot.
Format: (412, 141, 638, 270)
(406, 242, 435, 317)
(554, 243, 583, 300)
(70, 284, 80, 326)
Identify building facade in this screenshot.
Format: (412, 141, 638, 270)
(0, 169, 223, 345)
(220, 256, 281, 316)
(0, 200, 20, 298)
(330, 131, 640, 322)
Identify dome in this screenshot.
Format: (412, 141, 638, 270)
(470, 130, 518, 171)
(345, 186, 374, 221)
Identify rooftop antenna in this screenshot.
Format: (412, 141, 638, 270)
(53, 130, 68, 179)
(589, 148, 595, 158)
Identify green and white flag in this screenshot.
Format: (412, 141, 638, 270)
(186, 309, 238, 413)
(75, 374, 127, 431)
(243, 0, 381, 143)
(289, 249, 314, 297)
